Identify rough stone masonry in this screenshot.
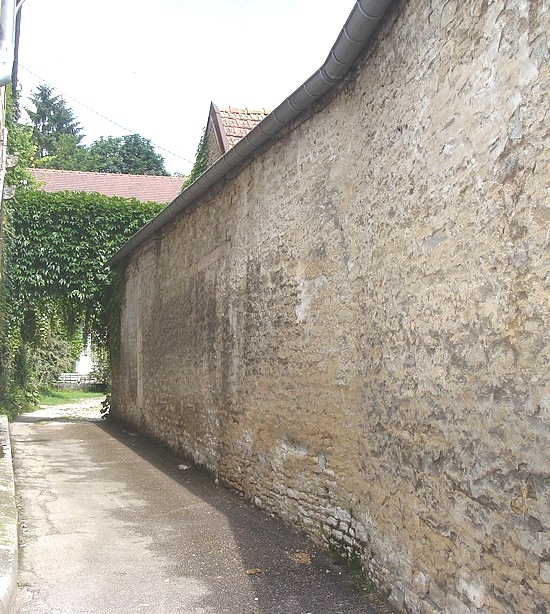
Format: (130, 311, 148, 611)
(111, 0, 550, 611)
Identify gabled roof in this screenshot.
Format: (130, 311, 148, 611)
(28, 168, 184, 204)
(110, 0, 394, 268)
(209, 103, 271, 155)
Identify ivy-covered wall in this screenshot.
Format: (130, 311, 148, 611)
(0, 189, 163, 413)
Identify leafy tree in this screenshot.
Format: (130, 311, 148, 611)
(5, 85, 36, 187)
(23, 86, 169, 175)
(86, 136, 123, 173)
(182, 128, 207, 189)
(119, 134, 168, 175)
(87, 134, 168, 175)
(35, 133, 91, 171)
(25, 84, 83, 159)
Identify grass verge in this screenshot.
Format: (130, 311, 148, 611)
(37, 389, 106, 406)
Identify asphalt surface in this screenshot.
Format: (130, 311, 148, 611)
(10, 401, 387, 614)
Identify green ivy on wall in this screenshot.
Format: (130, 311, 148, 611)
(182, 127, 208, 190)
(0, 189, 164, 415)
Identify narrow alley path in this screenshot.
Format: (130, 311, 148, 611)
(10, 402, 387, 614)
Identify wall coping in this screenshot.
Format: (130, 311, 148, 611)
(108, 0, 395, 269)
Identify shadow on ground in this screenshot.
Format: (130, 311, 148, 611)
(98, 417, 395, 614)
(15, 404, 396, 614)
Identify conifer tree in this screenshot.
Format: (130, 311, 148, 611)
(25, 85, 83, 159)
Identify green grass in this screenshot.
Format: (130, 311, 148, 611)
(37, 389, 105, 406)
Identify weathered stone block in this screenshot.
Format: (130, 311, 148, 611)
(112, 0, 550, 611)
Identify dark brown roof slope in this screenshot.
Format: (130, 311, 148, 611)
(28, 168, 184, 204)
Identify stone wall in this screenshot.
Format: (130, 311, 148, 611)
(112, 1, 550, 611)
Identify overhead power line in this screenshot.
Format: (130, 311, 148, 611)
(17, 63, 193, 165)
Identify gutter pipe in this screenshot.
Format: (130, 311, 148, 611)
(0, 0, 17, 88)
(109, 0, 394, 269)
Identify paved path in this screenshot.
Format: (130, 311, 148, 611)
(10, 402, 388, 614)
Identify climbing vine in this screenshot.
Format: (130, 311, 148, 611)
(7, 190, 163, 337)
(5, 84, 36, 187)
(182, 127, 208, 189)
(0, 189, 164, 415)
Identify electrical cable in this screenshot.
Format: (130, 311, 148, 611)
(17, 63, 193, 165)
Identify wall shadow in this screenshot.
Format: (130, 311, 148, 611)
(92, 417, 388, 614)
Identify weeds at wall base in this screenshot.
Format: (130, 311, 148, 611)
(326, 542, 397, 612)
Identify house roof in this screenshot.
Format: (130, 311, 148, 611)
(109, 0, 394, 268)
(209, 104, 271, 154)
(28, 168, 184, 204)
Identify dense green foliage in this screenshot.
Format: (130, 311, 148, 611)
(36, 133, 169, 176)
(182, 128, 208, 189)
(7, 189, 163, 340)
(0, 86, 169, 417)
(25, 85, 169, 176)
(0, 87, 37, 417)
(25, 84, 83, 159)
(5, 87, 36, 187)
(0, 189, 164, 416)
(85, 134, 169, 175)
(35, 133, 90, 171)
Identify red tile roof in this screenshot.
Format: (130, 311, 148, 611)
(212, 105, 271, 152)
(28, 168, 184, 204)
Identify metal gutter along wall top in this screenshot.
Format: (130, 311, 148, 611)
(108, 0, 394, 268)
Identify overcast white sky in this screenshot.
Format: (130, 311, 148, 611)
(16, 0, 354, 175)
